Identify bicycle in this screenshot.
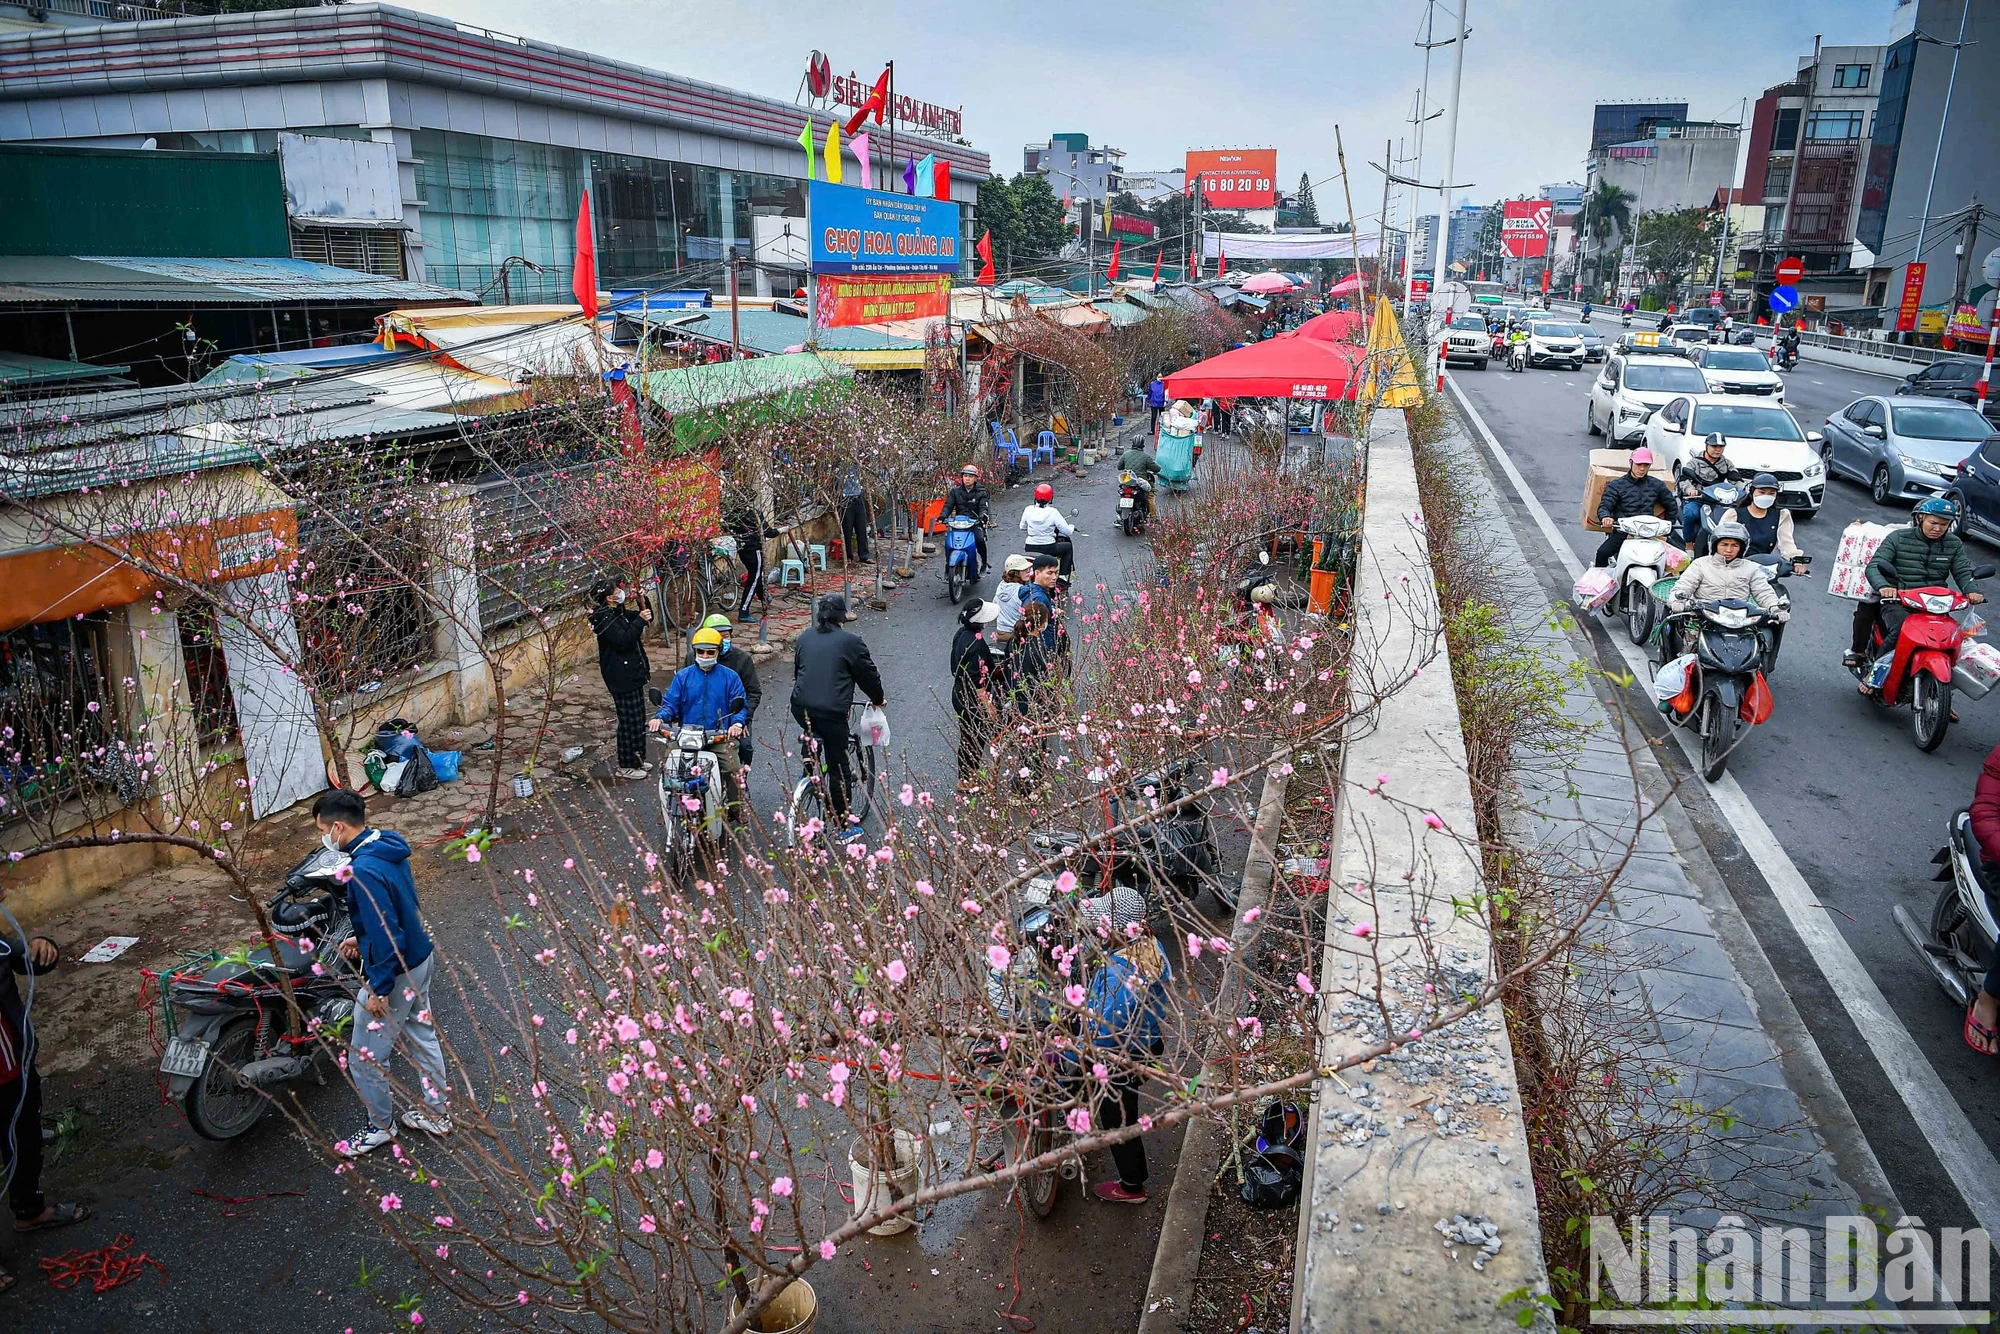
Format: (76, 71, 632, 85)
(785, 707, 878, 844)
(654, 536, 740, 633)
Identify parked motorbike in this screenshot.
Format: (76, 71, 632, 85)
(1657, 587, 1787, 781)
(1029, 759, 1224, 910)
(944, 514, 983, 603)
(1848, 573, 1997, 752)
(1605, 514, 1676, 646)
(1117, 473, 1152, 537)
(154, 848, 358, 1140)
(1894, 810, 2000, 1013)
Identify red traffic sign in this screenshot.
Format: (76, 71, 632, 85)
(1775, 256, 1804, 285)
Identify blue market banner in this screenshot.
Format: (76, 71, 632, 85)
(810, 181, 959, 276)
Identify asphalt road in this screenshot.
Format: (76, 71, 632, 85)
(1448, 317, 2000, 1243)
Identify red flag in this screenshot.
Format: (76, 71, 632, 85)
(933, 159, 951, 201)
(572, 187, 598, 319)
(1107, 239, 1121, 280)
(844, 68, 890, 135)
(976, 229, 994, 285)
(1149, 250, 1161, 282)
(1218, 240, 1226, 276)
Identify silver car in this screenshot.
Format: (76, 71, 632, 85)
(1821, 394, 2000, 506)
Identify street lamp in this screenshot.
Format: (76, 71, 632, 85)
(1910, 0, 1972, 307)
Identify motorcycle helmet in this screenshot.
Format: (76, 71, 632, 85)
(1915, 497, 1958, 518)
(1750, 472, 1778, 491)
(1034, 482, 1054, 503)
(690, 626, 724, 663)
(1710, 520, 1750, 554)
(1702, 431, 1727, 453)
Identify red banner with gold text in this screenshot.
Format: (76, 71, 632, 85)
(815, 274, 952, 329)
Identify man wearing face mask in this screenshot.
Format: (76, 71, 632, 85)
(589, 578, 653, 780)
(1719, 473, 1808, 576)
(650, 627, 749, 823)
(316, 788, 452, 1157)
(699, 614, 761, 771)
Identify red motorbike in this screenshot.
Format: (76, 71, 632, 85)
(1848, 578, 1995, 752)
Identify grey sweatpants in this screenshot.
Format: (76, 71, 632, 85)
(349, 953, 449, 1129)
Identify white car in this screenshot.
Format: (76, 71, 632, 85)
(1527, 321, 1585, 370)
(1690, 344, 1785, 400)
(1669, 323, 1718, 350)
(1640, 394, 1826, 517)
(1439, 313, 1491, 369)
(1586, 353, 1712, 443)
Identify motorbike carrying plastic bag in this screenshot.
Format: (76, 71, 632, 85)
(1739, 671, 1775, 726)
(858, 705, 891, 750)
(1654, 654, 1696, 708)
(1572, 567, 1617, 611)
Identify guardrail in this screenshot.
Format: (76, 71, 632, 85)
(28, 0, 174, 21)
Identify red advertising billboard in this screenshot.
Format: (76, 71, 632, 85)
(814, 273, 952, 328)
(1501, 200, 1553, 259)
(1186, 149, 1278, 210)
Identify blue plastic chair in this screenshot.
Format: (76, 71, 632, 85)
(1033, 431, 1058, 467)
(991, 423, 1023, 474)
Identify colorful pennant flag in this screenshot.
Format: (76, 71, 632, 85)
(572, 187, 598, 319)
(1218, 241, 1226, 276)
(1107, 239, 1121, 280)
(977, 229, 994, 285)
(853, 132, 872, 189)
(933, 158, 951, 202)
(824, 120, 842, 184)
(914, 153, 936, 198)
(797, 118, 817, 181)
(1149, 250, 1161, 283)
(903, 155, 917, 194)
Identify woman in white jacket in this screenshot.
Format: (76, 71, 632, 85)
(1020, 481, 1078, 577)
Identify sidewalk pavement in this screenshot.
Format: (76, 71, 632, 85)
(1436, 412, 1898, 1290)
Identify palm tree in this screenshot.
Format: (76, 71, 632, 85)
(1582, 182, 1635, 297)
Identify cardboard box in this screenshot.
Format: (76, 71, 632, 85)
(1581, 449, 1631, 531)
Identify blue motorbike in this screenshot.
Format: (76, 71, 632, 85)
(944, 514, 983, 604)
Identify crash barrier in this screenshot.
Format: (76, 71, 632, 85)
(1544, 300, 1988, 382)
(1291, 409, 1549, 1329)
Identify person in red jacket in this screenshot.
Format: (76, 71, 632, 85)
(1965, 742, 2000, 1052)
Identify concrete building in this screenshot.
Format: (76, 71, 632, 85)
(1860, 0, 1999, 320)
(1410, 213, 1439, 276)
(1587, 120, 1742, 220)
(1120, 167, 1186, 205)
(1540, 181, 1585, 212)
(1590, 101, 1689, 153)
(1023, 133, 1124, 204)
(0, 4, 990, 303)
(1444, 203, 1489, 276)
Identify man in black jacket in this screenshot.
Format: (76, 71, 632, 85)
(588, 579, 653, 780)
(945, 465, 992, 577)
(1, 919, 89, 1295)
(1593, 448, 1675, 567)
(790, 593, 885, 827)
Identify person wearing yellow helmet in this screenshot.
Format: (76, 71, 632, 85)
(699, 613, 761, 768)
(650, 626, 749, 821)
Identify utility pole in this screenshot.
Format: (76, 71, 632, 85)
(1335, 126, 1368, 317)
(1912, 0, 1972, 319)
(728, 251, 742, 360)
(1380, 137, 1395, 309)
(1433, 0, 1468, 316)
(1407, 0, 1443, 322)
(1951, 197, 1985, 313)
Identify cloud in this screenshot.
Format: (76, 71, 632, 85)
(392, 0, 1891, 218)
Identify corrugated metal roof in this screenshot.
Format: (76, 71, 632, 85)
(633, 308, 923, 356)
(0, 350, 132, 388)
(0, 379, 381, 448)
(1094, 300, 1153, 328)
(0, 255, 474, 305)
(641, 352, 852, 417)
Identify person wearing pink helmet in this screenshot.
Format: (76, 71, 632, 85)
(1592, 447, 1674, 568)
(1020, 480, 1078, 578)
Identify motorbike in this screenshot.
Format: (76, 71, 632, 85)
(1028, 758, 1224, 911)
(1745, 551, 1802, 673)
(1117, 473, 1152, 537)
(1657, 587, 1787, 781)
(153, 847, 358, 1140)
(647, 697, 732, 876)
(1622, 310, 1634, 328)
(1775, 343, 1799, 371)
(1604, 514, 1677, 646)
(1895, 810, 2000, 1013)
(1507, 338, 1528, 372)
(1684, 479, 1749, 557)
(1847, 573, 1997, 752)
(944, 513, 983, 603)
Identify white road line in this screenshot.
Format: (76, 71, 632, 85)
(1446, 370, 2000, 1245)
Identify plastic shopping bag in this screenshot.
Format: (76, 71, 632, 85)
(1653, 654, 1696, 709)
(1572, 568, 1617, 611)
(1662, 545, 1691, 574)
(1955, 640, 2000, 699)
(1829, 521, 1896, 601)
(858, 705, 892, 750)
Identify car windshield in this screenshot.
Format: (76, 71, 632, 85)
(1703, 349, 1769, 371)
(1624, 363, 1711, 393)
(1449, 315, 1485, 330)
(1690, 404, 1803, 441)
(1532, 323, 1574, 337)
(1893, 405, 1994, 442)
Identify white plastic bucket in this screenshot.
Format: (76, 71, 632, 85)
(848, 1129, 921, 1235)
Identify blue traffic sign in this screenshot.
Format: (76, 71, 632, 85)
(1768, 284, 1799, 314)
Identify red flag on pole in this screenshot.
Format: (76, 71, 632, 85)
(572, 188, 598, 318)
(933, 159, 951, 202)
(844, 69, 891, 135)
(976, 229, 994, 285)
(1218, 240, 1226, 277)
(1149, 250, 1161, 282)
(1107, 239, 1121, 281)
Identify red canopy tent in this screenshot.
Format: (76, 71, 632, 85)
(1328, 273, 1365, 296)
(1163, 336, 1364, 401)
(1284, 309, 1366, 343)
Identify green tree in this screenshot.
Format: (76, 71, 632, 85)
(1010, 173, 1074, 259)
(974, 176, 1024, 276)
(1294, 172, 1320, 228)
(1474, 206, 1503, 276)
(1110, 191, 1149, 223)
(1582, 181, 1635, 291)
(1635, 207, 1715, 298)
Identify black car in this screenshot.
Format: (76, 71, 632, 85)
(1897, 357, 1999, 424)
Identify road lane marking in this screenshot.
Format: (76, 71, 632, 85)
(1446, 370, 2000, 1246)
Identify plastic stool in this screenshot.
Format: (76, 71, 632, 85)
(807, 543, 828, 571)
(779, 559, 807, 588)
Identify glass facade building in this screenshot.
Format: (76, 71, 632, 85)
(1590, 102, 1690, 152)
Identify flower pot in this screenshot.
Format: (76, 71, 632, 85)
(729, 1278, 818, 1334)
(848, 1129, 922, 1235)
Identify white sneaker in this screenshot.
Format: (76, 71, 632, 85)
(615, 766, 649, 780)
(338, 1123, 396, 1156)
(401, 1106, 453, 1136)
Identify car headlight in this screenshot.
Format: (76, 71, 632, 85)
(1804, 462, 1823, 479)
(1620, 404, 1643, 418)
(1898, 454, 1948, 474)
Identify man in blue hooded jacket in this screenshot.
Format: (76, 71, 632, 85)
(315, 789, 452, 1156)
(651, 625, 749, 822)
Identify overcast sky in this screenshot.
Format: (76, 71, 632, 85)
(398, 0, 1898, 221)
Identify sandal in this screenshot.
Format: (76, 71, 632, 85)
(14, 1201, 90, 1233)
(1842, 650, 1863, 669)
(1964, 1007, 1999, 1056)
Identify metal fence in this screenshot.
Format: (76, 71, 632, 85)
(35, 0, 173, 20)
(471, 466, 602, 633)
